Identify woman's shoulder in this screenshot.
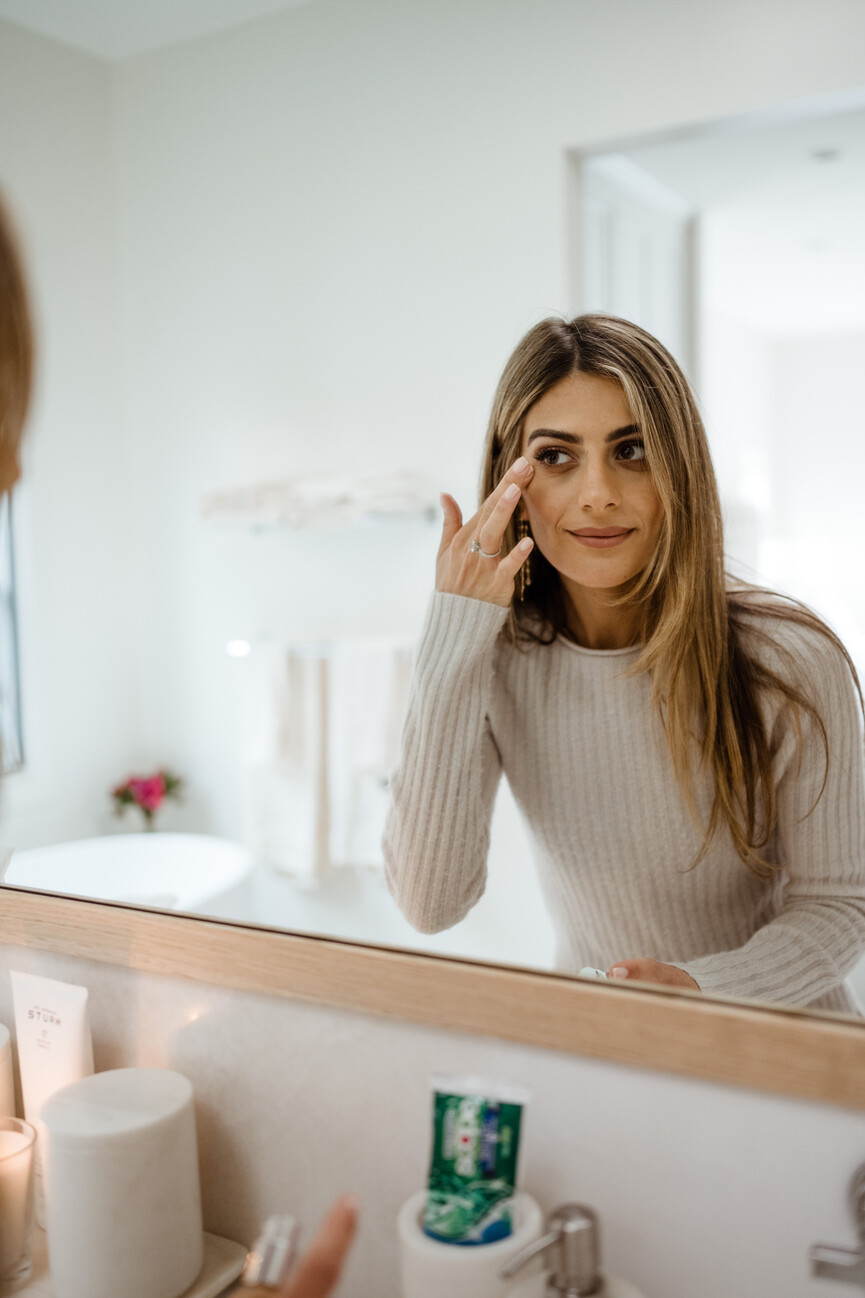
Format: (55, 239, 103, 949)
(727, 585, 858, 701)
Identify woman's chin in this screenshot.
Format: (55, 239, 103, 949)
(557, 564, 640, 594)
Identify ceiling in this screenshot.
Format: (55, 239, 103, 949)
(0, 0, 315, 60)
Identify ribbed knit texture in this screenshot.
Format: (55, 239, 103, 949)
(382, 591, 865, 1013)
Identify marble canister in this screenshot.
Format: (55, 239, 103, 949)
(41, 1069, 204, 1298)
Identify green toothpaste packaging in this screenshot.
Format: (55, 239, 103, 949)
(423, 1075, 528, 1245)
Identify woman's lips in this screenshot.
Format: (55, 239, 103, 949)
(569, 528, 634, 549)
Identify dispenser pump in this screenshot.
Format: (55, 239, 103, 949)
(500, 1204, 605, 1296)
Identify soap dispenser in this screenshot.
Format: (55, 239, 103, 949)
(500, 1204, 647, 1298)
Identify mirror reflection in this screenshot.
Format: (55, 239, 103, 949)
(1, 2, 864, 1017)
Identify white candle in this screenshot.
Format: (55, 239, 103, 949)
(0, 1128, 34, 1274)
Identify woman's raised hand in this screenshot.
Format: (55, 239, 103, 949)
(437, 457, 535, 608)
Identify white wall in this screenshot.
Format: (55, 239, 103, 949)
(768, 329, 865, 673)
(698, 304, 775, 579)
(700, 213, 865, 679)
(0, 944, 863, 1298)
(0, 20, 141, 846)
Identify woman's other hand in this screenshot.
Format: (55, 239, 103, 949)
(243, 1195, 358, 1298)
(437, 457, 534, 608)
(607, 959, 700, 991)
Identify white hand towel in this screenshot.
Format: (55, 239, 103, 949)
(240, 638, 414, 878)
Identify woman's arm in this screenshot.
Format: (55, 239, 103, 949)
(674, 629, 865, 1007)
(383, 461, 533, 934)
(382, 590, 507, 933)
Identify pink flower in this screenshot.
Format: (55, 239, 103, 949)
(127, 775, 166, 813)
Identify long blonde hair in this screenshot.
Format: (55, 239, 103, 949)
(481, 314, 863, 875)
(0, 196, 33, 471)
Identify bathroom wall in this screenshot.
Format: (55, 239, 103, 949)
(0, 20, 139, 848)
(700, 316, 865, 663)
(769, 328, 865, 670)
(698, 190, 865, 678)
(0, 940, 862, 1297)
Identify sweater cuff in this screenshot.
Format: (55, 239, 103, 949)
(672, 953, 749, 1001)
(415, 590, 509, 674)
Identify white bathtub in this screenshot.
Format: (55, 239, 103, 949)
(1, 830, 554, 966)
(4, 833, 254, 916)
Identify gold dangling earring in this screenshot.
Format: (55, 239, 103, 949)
(517, 519, 532, 600)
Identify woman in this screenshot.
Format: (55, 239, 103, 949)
(0, 195, 357, 1295)
(383, 314, 865, 1013)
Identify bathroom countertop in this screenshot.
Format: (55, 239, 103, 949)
(17, 1228, 247, 1298)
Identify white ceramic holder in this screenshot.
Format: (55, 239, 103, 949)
(397, 1190, 546, 1298)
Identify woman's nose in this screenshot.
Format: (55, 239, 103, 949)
(577, 456, 619, 511)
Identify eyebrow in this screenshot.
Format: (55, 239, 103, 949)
(526, 423, 640, 446)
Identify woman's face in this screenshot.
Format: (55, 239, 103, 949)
(519, 370, 664, 596)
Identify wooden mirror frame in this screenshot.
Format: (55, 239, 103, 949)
(1, 886, 863, 1110)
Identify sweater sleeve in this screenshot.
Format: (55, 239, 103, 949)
(382, 590, 508, 934)
(676, 629, 865, 1006)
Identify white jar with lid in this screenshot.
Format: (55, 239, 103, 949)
(41, 1068, 203, 1298)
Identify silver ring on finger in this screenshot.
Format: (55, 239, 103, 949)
(470, 538, 502, 559)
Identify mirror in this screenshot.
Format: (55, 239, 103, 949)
(1, 2, 863, 1021)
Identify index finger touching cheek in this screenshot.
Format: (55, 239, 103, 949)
(482, 456, 533, 514)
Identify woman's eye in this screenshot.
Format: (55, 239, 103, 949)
(535, 447, 570, 467)
(617, 440, 646, 464)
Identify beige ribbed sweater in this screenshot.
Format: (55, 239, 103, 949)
(382, 590, 865, 1013)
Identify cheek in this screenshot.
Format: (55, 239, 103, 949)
(635, 480, 664, 534)
(523, 477, 569, 522)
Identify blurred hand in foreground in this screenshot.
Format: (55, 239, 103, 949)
(242, 1195, 358, 1298)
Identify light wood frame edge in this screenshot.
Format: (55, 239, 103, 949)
(2, 888, 864, 1109)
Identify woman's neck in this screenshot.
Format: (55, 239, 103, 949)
(561, 581, 641, 650)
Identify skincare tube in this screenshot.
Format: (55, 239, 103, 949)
(423, 1075, 529, 1246)
(10, 972, 94, 1228)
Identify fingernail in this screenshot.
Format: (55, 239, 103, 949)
(514, 456, 528, 472)
(610, 966, 630, 979)
(519, 537, 533, 551)
(504, 483, 520, 500)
